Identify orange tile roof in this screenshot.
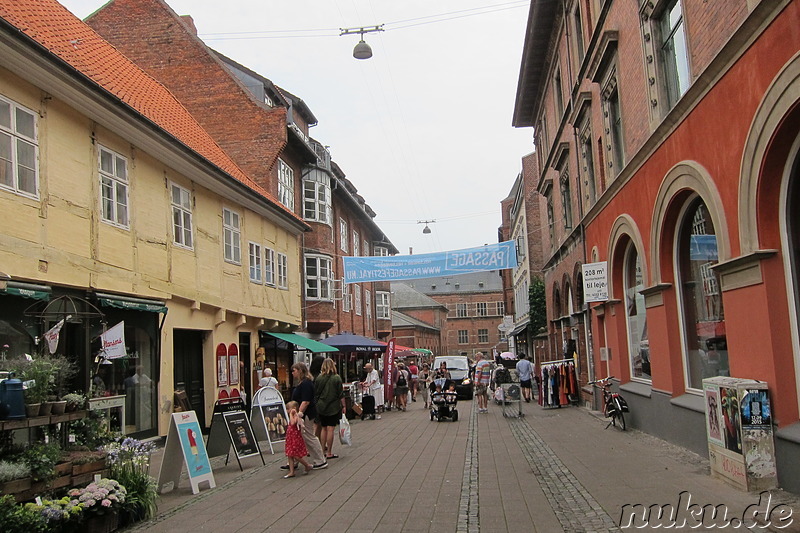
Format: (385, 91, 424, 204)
(0, 0, 305, 227)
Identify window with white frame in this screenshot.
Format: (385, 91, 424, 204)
(223, 208, 241, 264)
(342, 281, 352, 312)
(277, 252, 288, 289)
(363, 240, 369, 257)
(305, 255, 333, 300)
(642, 0, 690, 117)
(376, 291, 390, 319)
(456, 303, 468, 318)
(365, 290, 371, 319)
(458, 330, 469, 344)
(476, 302, 487, 317)
(374, 245, 388, 257)
(278, 159, 294, 210)
(354, 284, 362, 315)
(478, 329, 489, 343)
(249, 242, 262, 283)
(264, 247, 275, 286)
(303, 172, 332, 224)
(171, 183, 193, 248)
(339, 218, 348, 252)
(0, 96, 38, 196)
(99, 146, 129, 227)
(497, 301, 506, 316)
(353, 231, 360, 256)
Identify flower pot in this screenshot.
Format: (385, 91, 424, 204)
(24, 403, 41, 417)
(39, 401, 53, 416)
(51, 400, 67, 415)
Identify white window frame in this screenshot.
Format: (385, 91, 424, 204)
(98, 145, 129, 228)
(0, 96, 38, 197)
(353, 231, 360, 257)
(458, 330, 469, 344)
(342, 281, 352, 312)
(303, 173, 332, 224)
(277, 252, 288, 289)
(476, 302, 488, 317)
(339, 218, 348, 252)
(478, 329, 489, 343)
(365, 289, 372, 319)
(457, 303, 468, 318)
(305, 254, 334, 301)
(223, 207, 242, 264)
(363, 240, 369, 257)
(374, 245, 388, 257)
(497, 301, 506, 316)
(376, 291, 390, 319)
(249, 242, 262, 283)
(264, 247, 275, 286)
(278, 158, 294, 210)
(171, 183, 193, 249)
(354, 284, 362, 316)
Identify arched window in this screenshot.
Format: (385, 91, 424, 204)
(677, 198, 728, 389)
(624, 242, 650, 380)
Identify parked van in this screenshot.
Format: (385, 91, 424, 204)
(432, 355, 473, 399)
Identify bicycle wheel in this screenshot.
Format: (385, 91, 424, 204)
(615, 409, 626, 430)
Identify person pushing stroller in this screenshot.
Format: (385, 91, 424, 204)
(429, 379, 458, 421)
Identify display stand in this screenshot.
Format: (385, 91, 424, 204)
(89, 395, 126, 434)
(538, 357, 579, 409)
(702, 377, 777, 491)
(250, 386, 288, 454)
(206, 398, 264, 471)
(157, 411, 216, 495)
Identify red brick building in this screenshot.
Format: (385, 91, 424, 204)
(514, 0, 800, 491)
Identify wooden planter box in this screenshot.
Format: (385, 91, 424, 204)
(72, 459, 107, 476)
(72, 469, 109, 486)
(0, 476, 32, 495)
(55, 461, 73, 476)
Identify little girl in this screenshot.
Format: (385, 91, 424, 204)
(284, 401, 312, 478)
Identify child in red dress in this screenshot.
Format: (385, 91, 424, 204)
(284, 401, 312, 478)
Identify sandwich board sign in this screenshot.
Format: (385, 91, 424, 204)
(206, 398, 264, 471)
(251, 386, 288, 454)
(157, 411, 215, 495)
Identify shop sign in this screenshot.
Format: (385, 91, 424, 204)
(582, 262, 608, 302)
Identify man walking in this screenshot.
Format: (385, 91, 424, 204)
(474, 352, 492, 413)
(360, 363, 380, 420)
(516, 353, 534, 403)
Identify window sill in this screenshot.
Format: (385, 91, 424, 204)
(669, 392, 705, 414)
(775, 420, 800, 445)
(619, 380, 652, 398)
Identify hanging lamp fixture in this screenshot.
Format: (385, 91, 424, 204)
(340, 25, 384, 60)
(418, 220, 436, 234)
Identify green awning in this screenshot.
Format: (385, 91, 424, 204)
(412, 348, 433, 355)
(96, 293, 168, 314)
(3, 281, 51, 301)
(265, 332, 338, 353)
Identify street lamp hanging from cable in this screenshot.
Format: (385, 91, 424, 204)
(340, 25, 384, 59)
(418, 220, 435, 234)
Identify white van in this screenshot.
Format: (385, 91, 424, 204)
(432, 355, 473, 399)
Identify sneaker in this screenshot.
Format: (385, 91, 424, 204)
(312, 462, 328, 470)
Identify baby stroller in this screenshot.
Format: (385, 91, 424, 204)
(429, 378, 458, 422)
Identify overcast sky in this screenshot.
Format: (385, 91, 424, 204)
(60, 0, 534, 256)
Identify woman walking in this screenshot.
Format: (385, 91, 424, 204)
(418, 362, 432, 408)
(314, 358, 346, 460)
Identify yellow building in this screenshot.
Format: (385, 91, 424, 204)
(0, 1, 307, 435)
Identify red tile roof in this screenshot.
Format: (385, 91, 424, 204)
(0, 0, 304, 226)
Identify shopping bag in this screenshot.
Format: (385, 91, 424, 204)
(339, 414, 352, 446)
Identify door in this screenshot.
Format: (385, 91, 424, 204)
(173, 329, 206, 429)
(238, 332, 251, 409)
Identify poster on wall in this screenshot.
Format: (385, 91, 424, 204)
(228, 343, 239, 386)
(703, 384, 724, 447)
(216, 343, 228, 387)
(721, 387, 742, 454)
(582, 262, 608, 302)
(740, 389, 771, 427)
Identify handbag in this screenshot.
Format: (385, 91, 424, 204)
(339, 413, 352, 446)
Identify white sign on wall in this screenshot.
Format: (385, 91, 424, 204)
(582, 261, 608, 303)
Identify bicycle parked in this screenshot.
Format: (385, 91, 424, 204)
(588, 376, 629, 430)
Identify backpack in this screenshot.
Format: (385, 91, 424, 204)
(495, 367, 511, 385)
(396, 370, 407, 388)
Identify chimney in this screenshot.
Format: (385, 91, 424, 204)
(409, 247, 413, 255)
(180, 15, 198, 35)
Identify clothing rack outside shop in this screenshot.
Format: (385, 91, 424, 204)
(538, 356, 580, 409)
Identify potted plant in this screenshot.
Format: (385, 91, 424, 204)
(0, 460, 32, 495)
(68, 478, 126, 533)
(62, 392, 87, 413)
(49, 355, 77, 415)
(21, 442, 61, 483)
(0, 495, 46, 532)
(102, 437, 158, 525)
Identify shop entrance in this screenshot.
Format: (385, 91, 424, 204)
(173, 330, 206, 429)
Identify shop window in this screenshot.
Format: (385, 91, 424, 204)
(624, 242, 650, 380)
(677, 198, 728, 389)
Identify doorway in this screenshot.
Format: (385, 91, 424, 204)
(238, 332, 251, 409)
(173, 329, 206, 429)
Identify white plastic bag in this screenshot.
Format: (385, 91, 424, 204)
(339, 414, 352, 446)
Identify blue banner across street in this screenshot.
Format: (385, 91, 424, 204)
(343, 241, 518, 283)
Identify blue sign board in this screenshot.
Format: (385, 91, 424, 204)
(343, 241, 517, 283)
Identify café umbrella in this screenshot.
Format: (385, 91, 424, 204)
(321, 332, 386, 353)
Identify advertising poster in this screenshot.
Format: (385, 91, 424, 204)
(741, 389, 771, 427)
(259, 403, 288, 443)
(223, 411, 260, 459)
(216, 343, 228, 387)
(228, 343, 239, 385)
(703, 385, 724, 447)
(721, 387, 742, 454)
(177, 420, 212, 478)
